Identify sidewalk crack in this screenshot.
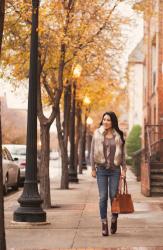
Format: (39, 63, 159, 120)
(71, 180, 93, 248)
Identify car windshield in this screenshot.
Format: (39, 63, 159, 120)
(4, 145, 26, 156)
(13, 148, 26, 155)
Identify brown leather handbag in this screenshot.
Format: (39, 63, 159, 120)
(111, 178, 134, 214)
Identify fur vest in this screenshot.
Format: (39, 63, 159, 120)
(90, 126, 126, 169)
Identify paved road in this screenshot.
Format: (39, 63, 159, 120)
(4, 162, 163, 250)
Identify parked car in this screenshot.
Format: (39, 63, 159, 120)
(2, 146, 20, 194)
(3, 144, 40, 185)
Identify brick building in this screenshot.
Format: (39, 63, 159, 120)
(0, 94, 27, 144)
(133, 0, 163, 196)
(142, 0, 163, 127)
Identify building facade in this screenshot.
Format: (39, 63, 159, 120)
(143, 0, 163, 128)
(133, 0, 163, 196)
(128, 40, 144, 132)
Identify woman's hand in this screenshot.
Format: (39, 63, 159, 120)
(92, 169, 96, 178)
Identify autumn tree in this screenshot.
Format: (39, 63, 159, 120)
(1, 0, 70, 207)
(50, 0, 130, 187)
(1, 0, 131, 208)
(133, 0, 153, 14)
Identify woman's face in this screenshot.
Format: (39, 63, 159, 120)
(102, 114, 112, 130)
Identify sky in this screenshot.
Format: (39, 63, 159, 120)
(0, 2, 144, 110)
(0, 78, 28, 109)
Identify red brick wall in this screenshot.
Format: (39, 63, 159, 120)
(141, 0, 163, 195)
(141, 162, 150, 196)
(158, 0, 163, 123)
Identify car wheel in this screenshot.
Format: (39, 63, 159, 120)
(3, 174, 8, 195)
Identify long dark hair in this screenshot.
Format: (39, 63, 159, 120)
(99, 111, 125, 145)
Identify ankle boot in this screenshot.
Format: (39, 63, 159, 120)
(102, 221, 109, 236)
(110, 216, 117, 234)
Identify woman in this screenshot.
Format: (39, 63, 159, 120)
(90, 111, 126, 236)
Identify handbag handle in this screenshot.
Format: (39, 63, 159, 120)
(123, 178, 128, 194)
(118, 177, 123, 194)
(118, 177, 128, 194)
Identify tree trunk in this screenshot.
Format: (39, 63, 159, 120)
(40, 124, 51, 208)
(37, 41, 66, 202)
(60, 149, 69, 189)
(81, 113, 87, 165)
(56, 110, 69, 189)
(37, 58, 57, 209)
(55, 82, 71, 189)
(86, 133, 92, 165)
(0, 0, 5, 55)
(79, 123, 84, 174)
(75, 104, 82, 173)
(63, 82, 71, 147)
(0, 103, 6, 250)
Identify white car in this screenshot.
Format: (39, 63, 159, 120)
(4, 144, 26, 185)
(4, 144, 40, 185)
(2, 146, 20, 194)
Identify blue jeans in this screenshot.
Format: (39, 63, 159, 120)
(96, 166, 121, 220)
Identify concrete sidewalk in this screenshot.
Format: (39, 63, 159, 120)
(4, 166, 163, 250)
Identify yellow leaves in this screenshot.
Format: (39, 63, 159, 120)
(1, 0, 130, 121)
(133, 0, 148, 12)
(75, 77, 125, 117)
(6, 0, 32, 24)
(62, 78, 115, 115)
(133, 0, 155, 18)
(1, 0, 32, 82)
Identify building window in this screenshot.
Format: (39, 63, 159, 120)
(152, 71, 156, 90)
(152, 40, 156, 94)
(143, 64, 147, 104)
(154, 105, 156, 125)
